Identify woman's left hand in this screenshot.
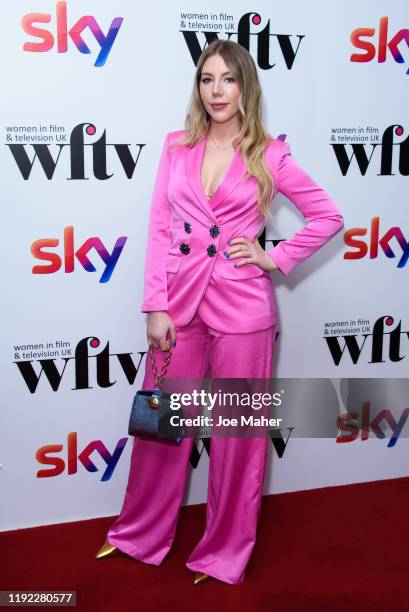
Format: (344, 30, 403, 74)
(224, 237, 279, 272)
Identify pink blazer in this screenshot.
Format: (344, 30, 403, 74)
(140, 128, 344, 333)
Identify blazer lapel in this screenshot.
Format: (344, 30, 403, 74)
(185, 130, 249, 223)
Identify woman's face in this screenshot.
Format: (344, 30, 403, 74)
(199, 53, 241, 126)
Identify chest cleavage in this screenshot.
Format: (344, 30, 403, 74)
(200, 144, 236, 200)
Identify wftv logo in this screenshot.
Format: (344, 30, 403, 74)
(325, 315, 408, 365)
(182, 11, 304, 69)
(36, 432, 128, 481)
(31, 226, 127, 283)
(350, 16, 409, 76)
(15, 336, 144, 393)
(7, 123, 144, 181)
(332, 124, 409, 176)
(344, 217, 408, 269)
(21, 1, 123, 67)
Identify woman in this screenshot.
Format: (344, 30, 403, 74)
(95, 39, 344, 585)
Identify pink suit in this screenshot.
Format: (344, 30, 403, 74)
(106, 127, 344, 584)
(140, 127, 344, 331)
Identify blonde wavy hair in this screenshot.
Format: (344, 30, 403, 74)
(171, 39, 275, 220)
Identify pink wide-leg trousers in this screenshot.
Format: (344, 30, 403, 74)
(106, 310, 276, 585)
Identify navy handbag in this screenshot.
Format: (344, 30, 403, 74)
(128, 339, 185, 444)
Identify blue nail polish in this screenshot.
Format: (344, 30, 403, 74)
(172, 341, 176, 347)
(227, 240, 232, 245)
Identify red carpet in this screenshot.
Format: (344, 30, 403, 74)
(1, 477, 408, 611)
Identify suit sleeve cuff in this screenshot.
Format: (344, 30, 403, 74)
(140, 302, 169, 313)
(267, 246, 291, 276)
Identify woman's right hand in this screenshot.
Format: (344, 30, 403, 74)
(147, 311, 177, 351)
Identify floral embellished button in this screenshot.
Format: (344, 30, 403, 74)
(184, 222, 192, 233)
(180, 243, 190, 255)
(209, 224, 220, 238)
(207, 245, 217, 257)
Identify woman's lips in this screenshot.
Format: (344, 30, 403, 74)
(211, 103, 228, 110)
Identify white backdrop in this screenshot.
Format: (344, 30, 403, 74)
(2, 1, 408, 531)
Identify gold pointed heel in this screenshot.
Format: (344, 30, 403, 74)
(193, 571, 212, 585)
(95, 542, 120, 559)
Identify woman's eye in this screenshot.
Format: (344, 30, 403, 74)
(201, 77, 234, 84)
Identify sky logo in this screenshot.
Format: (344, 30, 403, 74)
(21, 1, 123, 67)
(344, 217, 409, 268)
(337, 402, 409, 447)
(350, 16, 409, 75)
(31, 226, 127, 283)
(36, 432, 128, 481)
